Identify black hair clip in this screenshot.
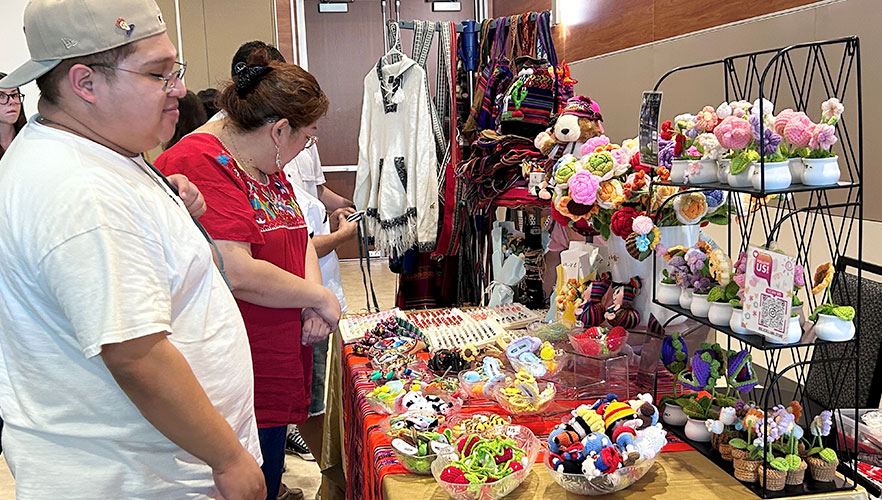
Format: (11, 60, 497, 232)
(235, 65, 273, 98)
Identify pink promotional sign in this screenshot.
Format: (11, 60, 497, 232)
(742, 246, 796, 342)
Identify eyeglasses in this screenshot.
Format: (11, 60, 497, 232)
(89, 61, 187, 93)
(0, 92, 24, 105)
(305, 135, 318, 149)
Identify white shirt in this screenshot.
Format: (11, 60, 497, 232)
(285, 154, 346, 313)
(0, 118, 261, 499)
(285, 146, 326, 199)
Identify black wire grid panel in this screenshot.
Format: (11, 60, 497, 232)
(648, 37, 864, 499)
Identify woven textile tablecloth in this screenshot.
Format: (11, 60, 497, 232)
(320, 329, 688, 500)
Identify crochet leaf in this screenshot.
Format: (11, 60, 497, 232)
(784, 454, 802, 471)
(729, 438, 748, 450)
(769, 457, 789, 471)
(707, 286, 725, 303)
(833, 306, 855, 321)
(724, 281, 740, 300)
(819, 448, 838, 463)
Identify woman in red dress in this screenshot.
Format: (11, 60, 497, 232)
(156, 54, 340, 500)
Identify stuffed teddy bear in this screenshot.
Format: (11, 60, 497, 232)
(534, 96, 604, 161)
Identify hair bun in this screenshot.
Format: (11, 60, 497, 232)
(235, 65, 273, 98)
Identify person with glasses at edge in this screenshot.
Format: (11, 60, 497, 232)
(0, 75, 26, 160)
(0, 1, 268, 499)
(156, 47, 341, 500)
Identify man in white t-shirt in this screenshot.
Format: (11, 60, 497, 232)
(0, 1, 264, 499)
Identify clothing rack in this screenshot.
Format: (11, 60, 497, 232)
(396, 12, 543, 34)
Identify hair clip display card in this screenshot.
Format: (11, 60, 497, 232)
(339, 308, 405, 343)
(467, 303, 542, 330)
(406, 308, 506, 351)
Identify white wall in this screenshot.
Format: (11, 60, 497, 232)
(0, 0, 37, 117)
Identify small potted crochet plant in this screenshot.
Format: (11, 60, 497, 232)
(707, 278, 739, 326)
(803, 410, 839, 482)
(792, 263, 807, 326)
(809, 262, 856, 342)
(802, 98, 843, 186)
(686, 244, 715, 318)
(754, 405, 803, 491)
(657, 269, 681, 305)
(659, 332, 689, 425)
(714, 101, 755, 187)
(729, 407, 765, 482)
(773, 108, 811, 182)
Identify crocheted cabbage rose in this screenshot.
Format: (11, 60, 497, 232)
(553, 155, 580, 184)
(774, 109, 797, 136)
(716, 101, 732, 119)
(610, 148, 631, 175)
(810, 123, 837, 151)
(752, 98, 774, 118)
(596, 179, 625, 210)
(584, 151, 615, 179)
(568, 170, 601, 205)
(581, 135, 611, 156)
(714, 116, 753, 150)
(631, 215, 654, 236)
(610, 207, 639, 238)
(697, 133, 725, 160)
(783, 112, 814, 148)
(673, 192, 709, 225)
(696, 106, 719, 132)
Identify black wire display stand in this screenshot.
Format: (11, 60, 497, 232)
(649, 37, 864, 498)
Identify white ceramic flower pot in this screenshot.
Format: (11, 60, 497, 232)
(649, 226, 700, 327)
(690, 293, 710, 318)
(813, 313, 855, 342)
(657, 282, 682, 305)
(730, 308, 750, 334)
(689, 159, 719, 184)
(788, 158, 805, 183)
(708, 302, 734, 326)
(663, 403, 688, 426)
(792, 305, 806, 327)
(801, 156, 841, 186)
(767, 316, 803, 344)
(679, 288, 694, 310)
(751, 161, 792, 191)
(670, 159, 689, 183)
(685, 417, 713, 442)
(727, 162, 754, 187)
(717, 159, 730, 184)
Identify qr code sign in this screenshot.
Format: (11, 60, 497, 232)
(759, 293, 789, 333)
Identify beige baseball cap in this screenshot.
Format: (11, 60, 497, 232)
(0, 0, 167, 88)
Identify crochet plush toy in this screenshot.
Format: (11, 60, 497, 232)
(576, 272, 611, 327)
(605, 277, 643, 329)
(535, 96, 604, 161)
(580, 431, 620, 478)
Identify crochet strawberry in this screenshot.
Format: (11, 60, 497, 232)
(579, 338, 602, 356)
(440, 465, 468, 484)
(457, 434, 480, 457)
(494, 446, 513, 464)
(509, 461, 524, 472)
(606, 326, 628, 352)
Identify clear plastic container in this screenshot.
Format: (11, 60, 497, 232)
(430, 425, 539, 500)
(545, 453, 658, 495)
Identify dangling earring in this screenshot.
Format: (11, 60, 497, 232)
(275, 144, 282, 171)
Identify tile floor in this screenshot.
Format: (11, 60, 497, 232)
(0, 260, 398, 500)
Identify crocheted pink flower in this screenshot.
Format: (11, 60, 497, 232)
(774, 109, 796, 136)
(714, 116, 752, 150)
(568, 170, 601, 205)
(821, 98, 844, 123)
(783, 112, 814, 148)
(809, 123, 837, 150)
(696, 106, 718, 132)
(716, 102, 732, 120)
(610, 147, 631, 170)
(632, 215, 654, 235)
(581, 135, 610, 156)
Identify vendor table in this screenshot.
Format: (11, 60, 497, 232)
(320, 329, 868, 500)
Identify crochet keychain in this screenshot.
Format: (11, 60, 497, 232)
(605, 276, 643, 329)
(576, 272, 611, 327)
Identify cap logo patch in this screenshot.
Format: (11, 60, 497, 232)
(116, 18, 135, 37)
(62, 38, 78, 50)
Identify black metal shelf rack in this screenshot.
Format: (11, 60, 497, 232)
(648, 37, 864, 498)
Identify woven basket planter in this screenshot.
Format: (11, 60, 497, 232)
(807, 456, 838, 482)
(757, 467, 787, 491)
(731, 447, 749, 460)
(785, 459, 807, 485)
(719, 443, 733, 462)
(733, 457, 760, 483)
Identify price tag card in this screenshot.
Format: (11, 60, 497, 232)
(639, 91, 662, 167)
(742, 246, 796, 342)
